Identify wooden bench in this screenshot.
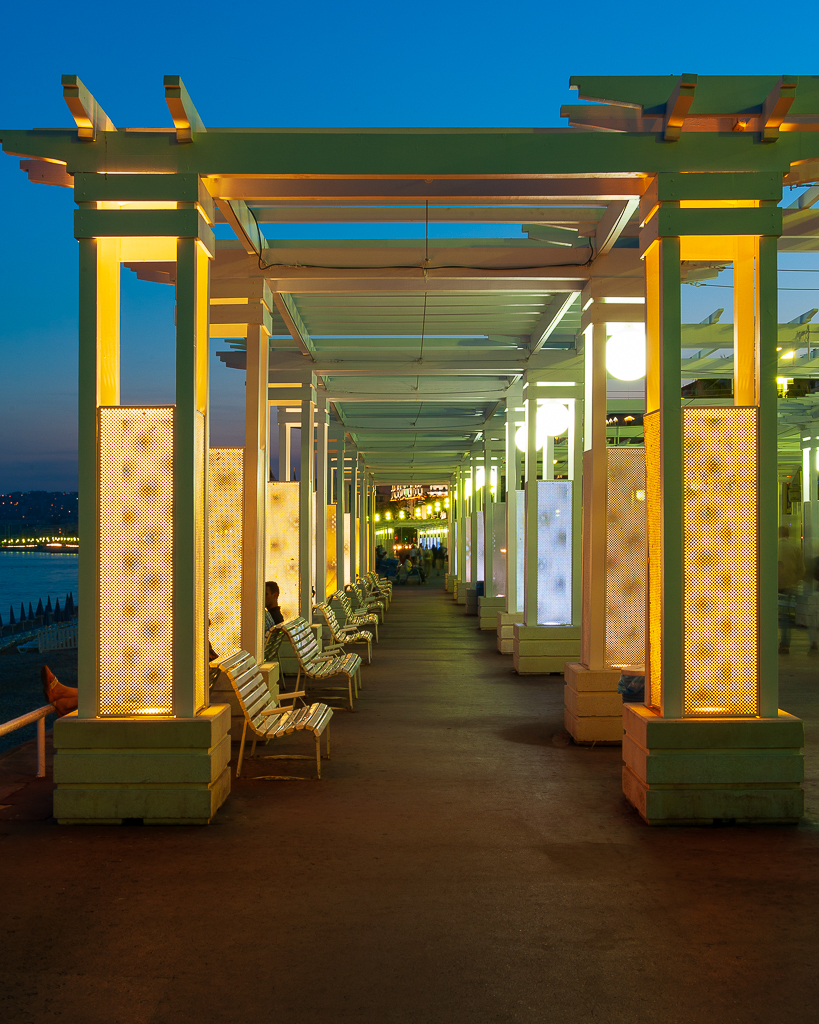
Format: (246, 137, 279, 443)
(344, 581, 386, 622)
(216, 649, 332, 780)
(314, 601, 373, 665)
(332, 590, 380, 641)
(363, 571, 392, 607)
(276, 617, 362, 712)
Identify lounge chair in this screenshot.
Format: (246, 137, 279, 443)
(276, 617, 362, 712)
(332, 590, 380, 641)
(216, 649, 332, 779)
(314, 601, 373, 665)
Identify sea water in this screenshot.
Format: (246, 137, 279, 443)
(0, 550, 79, 619)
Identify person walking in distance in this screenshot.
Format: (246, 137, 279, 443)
(778, 525, 804, 654)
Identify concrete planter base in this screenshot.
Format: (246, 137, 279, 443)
(496, 611, 523, 654)
(622, 704, 805, 825)
(512, 624, 580, 675)
(563, 663, 623, 745)
(53, 704, 232, 825)
(478, 596, 505, 631)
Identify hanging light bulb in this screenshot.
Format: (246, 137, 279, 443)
(606, 322, 646, 381)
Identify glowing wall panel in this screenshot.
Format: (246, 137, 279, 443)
(516, 490, 524, 611)
(537, 480, 572, 626)
(644, 413, 662, 709)
(343, 513, 351, 587)
(266, 481, 300, 621)
(207, 448, 243, 660)
(98, 406, 174, 716)
(683, 407, 758, 716)
(194, 412, 206, 713)
(465, 519, 472, 581)
(606, 447, 646, 670)
(492, 502, 506, 596)
(326, 505, 337, 598)
(477, 514, 485, 582)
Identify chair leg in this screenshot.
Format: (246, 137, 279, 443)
(367, 640, 372, 664)
(237, 720, 248, 778)
(251, 738, 257, 757)
(315, 734, 321, 779)
(325, 722, 331, 759)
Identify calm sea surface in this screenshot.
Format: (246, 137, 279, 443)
(0, 551, 79, 618)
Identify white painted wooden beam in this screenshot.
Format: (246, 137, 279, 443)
(164, 76, 206, 143)
(529, 292, 579, 354)
(272, 293, 316, 359)
(61, 75, 115, 142)
(594, 199, 639, 256)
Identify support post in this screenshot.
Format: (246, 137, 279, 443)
(315, 396, 328, 604)
(299, 396, 315, 620)
(241, 323, 268, 664)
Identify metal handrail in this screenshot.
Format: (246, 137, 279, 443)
(0, 705, 55, 778)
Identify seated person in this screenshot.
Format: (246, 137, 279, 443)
(41, 665, 78, 717)
(264, 580, 284, 630)
(411, 556, 427, 584)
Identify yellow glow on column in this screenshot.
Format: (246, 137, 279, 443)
(606, 447, 647, 670)
(207, 448, 243, 660)
(683, 407, 758, 716)
(644, 412, 662, 710)
(266, 482, 300, 620)
(194, 412, 206, 713)
(326, 506, 337, 597)
(98, 406, 174, 716)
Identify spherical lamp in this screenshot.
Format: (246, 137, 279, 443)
(606, 322, 646, 381)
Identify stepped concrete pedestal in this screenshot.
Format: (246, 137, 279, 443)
(53, 704, 232, 825)
(496, 611, 523, 653)
(453, 579, 467, 605)
(563, 663, 623, 744)
(478, 596, 505, 631)
(513, 624, 580, 675)
(465, 587, 480, 615)
(622, 704, 805, 825)
(445, 573, 455, 593)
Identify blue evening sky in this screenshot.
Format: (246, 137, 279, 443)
(0, 0, 815, 489)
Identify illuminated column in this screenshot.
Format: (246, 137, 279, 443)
(349, 447, 358, 582)
(315, 396, 328, 603)
(498, 386, 524, 653)
(624, 172, 803, 825)
(479, 430, 506, 629)
(241, 321, 269, 664)
(802, 431, 819, 563)
(278, 421, 292, 480)
(334, 432, 347, 588)
(299, 392, 315, 619)
(564, 283, 647, 745)
(55, 172, 231, 825)
(358, 453, 367, 577)
(465, 447, 484, 615)
(513, 374, 583, 675)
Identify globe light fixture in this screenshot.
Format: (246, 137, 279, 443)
(605, 322, 646, 381)
(515, 400, 572, 451)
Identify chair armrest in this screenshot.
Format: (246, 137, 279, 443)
(276, 690, 306, 702)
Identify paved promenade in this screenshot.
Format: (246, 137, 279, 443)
(0, 580, 817, 1023)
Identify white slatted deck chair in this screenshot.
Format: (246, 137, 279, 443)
(314, 601, 373, 665)
(345, 581, 386, 622)
(217, 649, 332, 779)
(277, 617, 362, 712)
(332, 590, 379, 641)
(363, 571, 392, 608)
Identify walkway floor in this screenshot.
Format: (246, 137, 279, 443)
(0, 580, 818, 1024)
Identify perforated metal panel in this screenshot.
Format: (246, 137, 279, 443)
(266, 481, 300, 621)
(465, 519, 472, 581)
(343, 512, 351, 586)
(477, 513, 485, 583)
(326, 505, 337, 598)
(537, 480, 573, 626)
(606, 447, 646, 670)
(194, 412, 206, 713)
(683, 407, 759, 716)
(207, 448, 243, 661)
(516, 490, 525, 611)
(644, 412, 662, 710)
(98, 406, 174, 716)
(492, 502, 506, 596)
(580, 450, 593, 668)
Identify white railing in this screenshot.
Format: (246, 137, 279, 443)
(0, 706, 55, 777)
(38, 621, 78, 653)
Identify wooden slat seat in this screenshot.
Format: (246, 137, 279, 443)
(276, 617, 362, 712)
(332, 591, 380, 641)
(345, 581, 386, 622)
(363, 571, 392, 607)
(314, 601, 373, 665)
(216, 649, 332, 779)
